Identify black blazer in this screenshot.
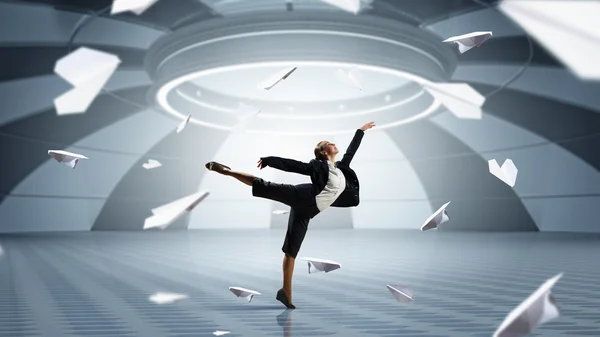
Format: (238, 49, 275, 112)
(260, 129, 364, 207)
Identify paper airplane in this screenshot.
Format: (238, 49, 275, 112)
(142, 159, 162, 170)
(421, 201, 450, 231)
(148, 292, 188, 304)
(499, 1, 600, 81)
(493, 273, 563, 337)
(488, 159, 518, 187)
(213, 331, 230, 336)
(299, 257, 341, 274)
(231, 103, 261, 133)
(386, 285, 414, 303)
(176, 114, 191, 133)
(335, 67, 363, 90)
(48, 150, 88, 169)
(229, 287, 261, 302)
(54, 47, 121, 115)
(111, 0, 160, 15)
(443, 31, 493, 54)
(273, 210, 290, 215)
(319, 0, 361, 14)
(144, 191, 209, 230)
(423, 82, 485, 119)
(257, 66, 297, 90)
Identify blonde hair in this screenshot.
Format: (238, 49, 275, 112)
(314, 140, 329, 160)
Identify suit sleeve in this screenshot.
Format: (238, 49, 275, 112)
(261, 156, 312, 175)
(340, 129, 365, 166)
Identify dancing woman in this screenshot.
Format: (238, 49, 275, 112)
(205, 122, 375, 308)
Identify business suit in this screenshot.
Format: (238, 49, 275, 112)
(252, 129, 365, 258)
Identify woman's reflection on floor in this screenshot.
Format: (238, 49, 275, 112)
(276, 309, 293, 337)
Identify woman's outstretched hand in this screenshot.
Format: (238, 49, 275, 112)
(257, 159, 265, 169)
(360, 122, 375, 131)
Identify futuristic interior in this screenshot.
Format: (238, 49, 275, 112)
(0, 0, 599, 336)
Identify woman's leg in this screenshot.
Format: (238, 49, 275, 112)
(277, 208, 312, 309)
(206, 161, 299, 206)
(224, 169, 255, 186)
(281, 254, 295, 304)
(205, 161, 255, 186)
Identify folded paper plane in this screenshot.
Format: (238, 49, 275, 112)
(176, 114, 191, 133)
(148, 292, 188, 304)
(111, 0, 160, 15)
(386, 285, 414, 303)
(142, 159, 162, 170)
(299, 257, 341, 274)
(257, 66, 297, 90)
(229, 287, 261, 302)
(273, 210, 290, 215)
(423, 82, 485, 119)
(421, 201, 450, 231)
(231, 103, 261, 133)
(213, 331, 230, 336)
(443, 31, 493, 54)
(144, 191, 209, 230)
(48, 150, 88, 169)
(335, 67, 363, 90)
(493, 273, 563, 337)
(319, 0, 361, 14)
(488, 159, 518, 187)
(499, 1, 600, 81)
(54, 47, 121, 115)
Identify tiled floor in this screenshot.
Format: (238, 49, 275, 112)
(0, 229, 599, 337)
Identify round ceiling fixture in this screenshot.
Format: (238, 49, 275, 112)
(157, 61, 442, 135)
(145, 12, 457, 135)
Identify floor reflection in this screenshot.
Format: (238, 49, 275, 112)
(276, 309, 293, 337)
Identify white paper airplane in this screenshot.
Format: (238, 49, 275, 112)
(257, 66, 297, 90)
(488, 159, 518, 187)
(54, 47, 121, 115)
(423, 82, 485, 119)
(111, 0, 160, 15)
(148, 292, 188, 304)
(386, 285, 414, 303)
(231, 103, 261, 133)
(213, 331, 230, 336)
(273, 210, 290, 215)
(493, 273, 563, 337)
(48, 150, 89, 169)
(443, 31, 493, 54)
(335, 67, 363, 90)
(421, 201, 451, 231)
(229, 287, 261, 303)
(299, 257, 341, 274)
(144, 191, 209, 230)
(142, 159, 162, 170)
(176, 114, 191, 133)
(319, 0, 361, 14)
(499, 1, 600, 81)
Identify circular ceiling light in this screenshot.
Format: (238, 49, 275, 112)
(156, 61, 442, 135)
(146, 12, 457, 135)
(171, 64, 423, 119)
